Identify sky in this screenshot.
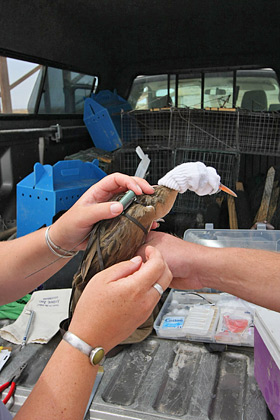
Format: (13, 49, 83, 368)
(2, 58, 39, 111)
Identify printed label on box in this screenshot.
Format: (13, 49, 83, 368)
(161, 316, 185, 329)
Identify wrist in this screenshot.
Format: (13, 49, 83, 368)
(58, 339, 100, 375)
(68, 322, 110, 354)
(63, 331, 105, 365)
(47, 222, 70, 250)
(45, 226, 78, 258)
(195, 245, 222, 289)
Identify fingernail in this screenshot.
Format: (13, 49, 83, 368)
(110, 202, 123, 214)
(130, 256, 142, 264)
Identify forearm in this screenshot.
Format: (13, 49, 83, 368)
(197, 246, 280, 311)
(0, 173, 155, 305)
(0, 228, 70, 304)
(14, 340, 98, 420)
(14, 245, 172, 419)
(142, 232, 280, 311)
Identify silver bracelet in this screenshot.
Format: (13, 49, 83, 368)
(63, 331, 105, 366)
(45, 226, 79, 258)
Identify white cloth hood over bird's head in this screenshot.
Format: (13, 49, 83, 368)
(158, 161, 221, 196)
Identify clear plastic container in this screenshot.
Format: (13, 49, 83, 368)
(154, 290, 257, 346)
(154, 290, 220, 343)
(183, 223, 280, 252)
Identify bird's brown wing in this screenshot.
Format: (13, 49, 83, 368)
(71, 222, 100, 310)
(71, 202, 157, 313)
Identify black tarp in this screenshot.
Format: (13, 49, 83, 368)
(0, 0, 279, 96)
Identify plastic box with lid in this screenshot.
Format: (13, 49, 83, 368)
(183, 223, 280, 251)
(254, 308, 280, 420)
(154, 290, 256, 346)
(83, 89, 132, 152)
(17, 159, 106, 237)
(154, 290, 220, 342)
(154, 224, 280, 346)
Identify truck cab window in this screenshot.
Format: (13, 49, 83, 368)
(178, 74, 202, 108)
(235, 69, 280, 111)
(128, 75, 174, 110)
(129, 69, 280, 112)
(204, 72, 234, 109)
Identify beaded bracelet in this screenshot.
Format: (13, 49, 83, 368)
(45, 226, 79, 258)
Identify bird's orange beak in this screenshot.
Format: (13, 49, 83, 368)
(219, 183, 237, 197)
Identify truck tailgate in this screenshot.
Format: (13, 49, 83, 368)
(1, 330, 271, 419)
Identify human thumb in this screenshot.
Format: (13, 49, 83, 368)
(109, 202, 124, 215)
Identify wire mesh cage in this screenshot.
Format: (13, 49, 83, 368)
(121, 108, 280, 156)
(117, 107, 280, 213)
(169, 108, 238, 151)
(173, 149, 240, 213)
(238, 111, 280, 155)
(111, 147, 174, 185)
(121, 110, 172, 148)
(111, 145, 239, 214)
(121, 108, 239, 152)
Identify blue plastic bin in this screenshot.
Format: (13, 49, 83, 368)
(17, 159, 107, 237)
(83, 89, 132, 151)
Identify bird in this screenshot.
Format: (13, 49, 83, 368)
(70, 185, 178, 313)
(69, 161, 236, 343)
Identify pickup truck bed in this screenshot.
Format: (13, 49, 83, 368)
(0, 322, 273, 419)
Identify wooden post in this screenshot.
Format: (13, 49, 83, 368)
(267, 180, 279, 223)
(0, 57, 12, 113)
(227, 195, 238, 229)
(254, 167, 275, 223)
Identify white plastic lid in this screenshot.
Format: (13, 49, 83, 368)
(184, 225, 280, 251)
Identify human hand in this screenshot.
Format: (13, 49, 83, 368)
(69, 246, 172, 353)
(138, 231, 205, 290)
(48, 173, 154, 252)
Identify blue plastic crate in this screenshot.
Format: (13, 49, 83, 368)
(83, 89, 132, 151)
(17, 159, 107, 237)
